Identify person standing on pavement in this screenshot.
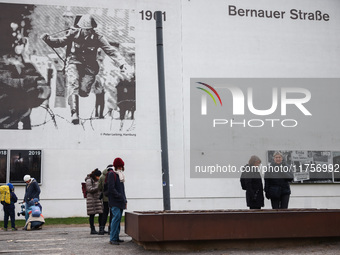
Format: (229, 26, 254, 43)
(242, 156, 264, 210)
(2, 183, 18, 231)
(23, 175, 40, 222)
(108, 157, 127, 245)
(85, 168, 103, 234)
(97, 164, 113, 235)
(264, 151, 294, 209)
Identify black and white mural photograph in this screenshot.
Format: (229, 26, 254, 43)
(267, 150, 340, 183)
(0, 3, 135, 133)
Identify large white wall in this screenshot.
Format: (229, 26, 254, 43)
(1, 0, 340, 219)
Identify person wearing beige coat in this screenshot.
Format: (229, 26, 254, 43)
(85, 169, 103, 234)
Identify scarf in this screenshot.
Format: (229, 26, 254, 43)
(113, 170, 125, 183)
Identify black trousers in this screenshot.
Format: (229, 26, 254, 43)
(270, 194, 290, 209)
(89, 213, 102, 228)
(4, 205, 15, 228)
(101, 201, 113, 229)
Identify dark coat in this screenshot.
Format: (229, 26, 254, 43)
(243, 168, 264, 208)
(107, 171, 126, 210)
(24, 179, 40, 203)
(85, 176, 103, 215)
(264, 163, 294, 199)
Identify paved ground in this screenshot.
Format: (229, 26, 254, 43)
(0, 225, 340, 255)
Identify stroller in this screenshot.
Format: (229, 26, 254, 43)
(23, 199, 45, 231)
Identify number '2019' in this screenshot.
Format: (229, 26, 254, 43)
(29, 151, 41, 156)
(139, 10, 166, 21)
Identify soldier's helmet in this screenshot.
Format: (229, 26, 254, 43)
(77, 14, 97, 29)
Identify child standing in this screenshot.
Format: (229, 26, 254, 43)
(3, 183, 18, 231)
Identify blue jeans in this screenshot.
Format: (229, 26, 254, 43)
(110, 207, 122, 242)
(25, 203, 32, 222)
(31, 221, 44, 229)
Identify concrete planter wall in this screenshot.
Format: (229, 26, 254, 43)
(125, 209, 340, 250)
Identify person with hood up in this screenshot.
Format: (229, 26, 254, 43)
(2, 183, 18, 231)
(23, 175, 40, 221)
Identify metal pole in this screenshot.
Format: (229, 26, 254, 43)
(155, 11, 171, 211)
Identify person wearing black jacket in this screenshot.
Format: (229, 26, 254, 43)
(107, 157, 127, 245)
(243, 155, 264, 209)
(264, 151, 294, 209)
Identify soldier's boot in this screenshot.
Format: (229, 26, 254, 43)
(70, 95, 79, 125)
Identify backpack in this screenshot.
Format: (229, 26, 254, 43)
(81, 182, 87, 198)
(103, 170, 116, 197)
(0, 185, 11, 204)
(31, 205, 41, 217)
(240, 170, 247, 190)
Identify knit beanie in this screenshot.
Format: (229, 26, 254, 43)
(113, 158, 124, 168)
(7, 183, 14, 190)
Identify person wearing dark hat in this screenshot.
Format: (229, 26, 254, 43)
(108, 157, 127, 245)
(85, 168, 103, 234)
(2, 183, 18, 231)
(41, 14, 128, 125)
